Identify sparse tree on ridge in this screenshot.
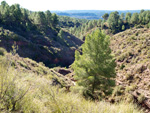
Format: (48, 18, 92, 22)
(45, 10, 52, 27)
(107, 11, 120, 33)
(102, 13, 109, 20)
(120, 13, 125, 20)
(130, 13, 139, 25)
(125, 12, 131, 23)
(51, 13, 58, 28)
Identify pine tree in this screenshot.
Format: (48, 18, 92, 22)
(125, 12, 131, 23)
(88, 21, 93, 30)
(130, 13, 139, 25)
(0, 1, 10, 23)
(51, 13, 58, 28)
(72, 29, 116, 99)
(107, 11, 120, 33)
(102, 13, 109, 20)
(120, 13, 125, 20)
(45, 10, 52, 27)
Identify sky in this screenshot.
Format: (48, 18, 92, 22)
(1, 0, 150, 11)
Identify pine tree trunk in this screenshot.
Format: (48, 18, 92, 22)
(92, 76, 96, 94)
(92, 84, 95, 94)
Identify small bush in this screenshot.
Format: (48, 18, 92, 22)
(112, 86, 124, 97)
(135, 32, 139, 36)
(126, 94, 134, 103)
(0, 47, 6, 56)
(120, 64, 125, 70)
(138, 94, 145, 103)
(125, 85, 136, 93)
(130, 36, 137, 40)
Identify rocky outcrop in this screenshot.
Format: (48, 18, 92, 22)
(57, 68, 72, 75)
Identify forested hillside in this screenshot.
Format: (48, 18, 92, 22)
(0, 1, 83, 67)
(61, 10, 150, 40)
(0, 1, 149, 113)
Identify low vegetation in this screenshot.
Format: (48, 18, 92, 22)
(111, 27, 150, 111)
(0, 52, 143, 112)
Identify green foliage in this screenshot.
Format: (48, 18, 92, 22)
(0, 53, 143, 113)
(34, 11, 46, 26)
(125, 12, 132, 23)
(0, 1, 59, 33)
(120, 13, 125, 20)
(97, 19, 102, 27)
(130, 13, 139, 25)
(117, 50, 133, 62)
(0, 56, 30, 111)
(45, 10, 52, 27)
(0, 44, 143, 113)
(62, 18, 100, 40)
(112, 86, 124, 97)
(147, 22, 150, 28)
(58, 29, 64, 38)
(138, 94, 145, 103)
(1, 1, 150, 37)
(107, 11, 121, 33)
(88, 21, 94, 29)
(120, 64, 125, 70)
(51, 13, 58, 28)
(125, 85, 136, 93)
(122, 25, 125, 31)
(72, 29, 116, 99)
(0, 47, 6, 55)
(102, 13, 109, 20)
(58, 16, 85, 28)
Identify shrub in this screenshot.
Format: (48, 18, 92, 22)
(112, 86, 124, 97)
(0, 47, 6, 56)
(0, 57, 30, 111)
(0, 55, 143, 113)
(125, 85, 136, 93)
(120, 64, 125, 70)
(138, 94, 145, 103)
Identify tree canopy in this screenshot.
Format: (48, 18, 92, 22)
(0, 1, 59, 32)
(72, 29, 116, 99)
(102, 13, 109, 20)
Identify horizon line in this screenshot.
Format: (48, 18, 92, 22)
(50, 9, 149, 11)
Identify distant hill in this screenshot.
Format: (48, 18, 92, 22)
(52, 10, 141, 19)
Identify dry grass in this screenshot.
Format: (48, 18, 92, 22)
(0, 54, 143, 113)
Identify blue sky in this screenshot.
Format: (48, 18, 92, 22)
(1, 0, 150, 11)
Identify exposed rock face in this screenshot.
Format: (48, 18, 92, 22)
(57, 68, 72, 75)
